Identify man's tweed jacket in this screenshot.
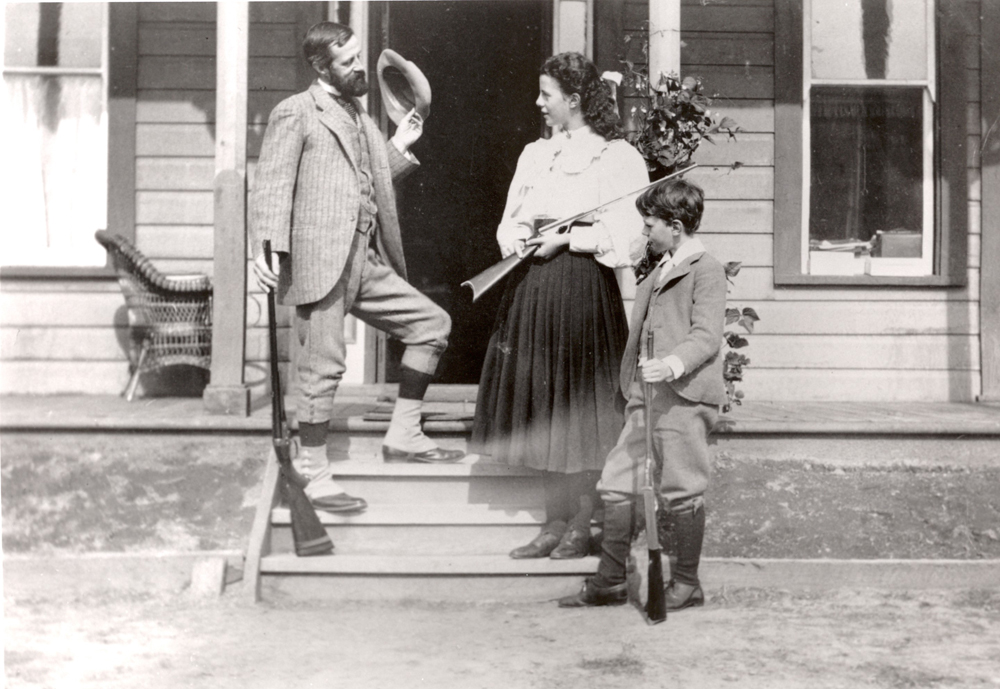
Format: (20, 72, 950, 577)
(249, 81, 417, 306)
(621, 250, 728, 407)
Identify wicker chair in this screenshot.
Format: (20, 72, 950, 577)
(95, 231, 213, 401)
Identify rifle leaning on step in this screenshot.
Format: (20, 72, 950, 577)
(263, 240, 334, 557)
(461, 164, 698, 302)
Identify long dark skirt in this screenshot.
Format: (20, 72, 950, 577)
(470, 250, 629, 474)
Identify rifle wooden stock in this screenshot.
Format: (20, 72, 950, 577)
(644, 329, 667, 624)
(461, 164, 698, 302)
(264, 240, 333, 558)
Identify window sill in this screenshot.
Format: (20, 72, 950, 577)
(0, 266, 116, 280)
(774, 273, 967, 288)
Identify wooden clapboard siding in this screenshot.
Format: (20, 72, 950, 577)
(721, 268, 981, 303)
(1, 362, 131, 395)
(139, 23, 299, 58)
(2, 292, 127, 328)
(1, 327, 130, 361)
(744, 335, 979, 371)
(738, 370, 977, 402)
(677, 0, 985, 401)
(135, 226, 214, 258)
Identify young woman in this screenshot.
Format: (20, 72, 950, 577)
(471, 52, 649, 559)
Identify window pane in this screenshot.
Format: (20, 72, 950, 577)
(4, 3, 104, 69)
(2, 74, 107, 267)
(811, 0, 928, 80)
(809, 86, 924, 270)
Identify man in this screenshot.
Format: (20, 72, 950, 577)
(251, 22, 464, 514)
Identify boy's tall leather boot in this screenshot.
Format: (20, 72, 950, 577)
(557, 497, 632, 607)
(663, 500, 706, 610)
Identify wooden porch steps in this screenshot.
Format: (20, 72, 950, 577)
(245, 402, 1000, 602)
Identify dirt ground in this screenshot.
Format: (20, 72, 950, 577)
(4, 432, 1000, 687)
(3, 432, 1000, 560)
(4, 586, 1000, 689)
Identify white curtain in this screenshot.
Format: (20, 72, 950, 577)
(2, 74, 107, 267)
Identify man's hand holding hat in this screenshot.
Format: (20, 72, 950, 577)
(390, 108, 424, 154)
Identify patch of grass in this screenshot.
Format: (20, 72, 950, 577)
(953, 589, 1000, 613)
(578, 643, 645, 676)
(869, 663, 952, 688)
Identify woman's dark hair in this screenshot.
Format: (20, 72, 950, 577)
(636, 179, 705, 234)
(303, 22, 354, 73)
(541, 52, 623, 141)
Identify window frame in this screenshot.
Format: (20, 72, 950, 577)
(774, 0, 968, 287)
(0, 2, 137, 280)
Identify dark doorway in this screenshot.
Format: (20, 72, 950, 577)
(375, 0, 549, 384)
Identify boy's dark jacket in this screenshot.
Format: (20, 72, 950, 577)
(622, 250, 727, 406)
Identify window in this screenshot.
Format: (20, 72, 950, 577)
(2, 2, 109, 268)
(774, 0, 968, 286)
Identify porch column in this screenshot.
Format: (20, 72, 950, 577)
(203, 1, 251, 415)
(648, 0, 681, 85)
(981, 0, 1000, 401)
(552, 0, 593, 58)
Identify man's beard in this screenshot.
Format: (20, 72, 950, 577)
(330, 69, 369, 98)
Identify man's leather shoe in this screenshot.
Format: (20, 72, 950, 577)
(382, 445, 465, 464)
(662, 581, 705, 611)
(509, 532, 561, 559)
(311, 492, 368, 514)
(557, 578, 628, 608)
(549, 528, 590, 559)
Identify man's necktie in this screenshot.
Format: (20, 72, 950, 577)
(333, 95, 358, 124)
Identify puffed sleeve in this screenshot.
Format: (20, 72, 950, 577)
(568, 141, 649, 268)
(496, 141, 544, 258)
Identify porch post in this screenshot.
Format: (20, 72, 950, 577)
(552, 0, 593, 58)
(648, 0, 681, 85)
(981, 0, 1000, 401)
(203, 1, 251, 415)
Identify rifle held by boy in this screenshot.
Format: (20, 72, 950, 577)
(461, 164, 697, 302)
(264, 240, 334, 557)
(643, 329, 667, 624)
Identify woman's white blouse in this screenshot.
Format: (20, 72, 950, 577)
(496, 126, 650, 269)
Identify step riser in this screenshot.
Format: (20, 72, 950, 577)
(326, 434, 470, 461)
(333, 477, 543, 505)
(715, 436, 1000, 466)
(270, 525, 548, 556)
(258, 559, 1000, 602)
(332, 434, 1000, 466)
(260, 573, 590, 602)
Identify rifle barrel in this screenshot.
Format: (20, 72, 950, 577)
(461, 164, 698, 302)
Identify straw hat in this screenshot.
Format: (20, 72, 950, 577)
(377, 49, 432, 125)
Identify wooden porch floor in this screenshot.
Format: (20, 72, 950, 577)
(2, 387, 998, 436)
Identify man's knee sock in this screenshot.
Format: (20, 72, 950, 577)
(397, 366, 432, 401)
(593, 499, 635, 588)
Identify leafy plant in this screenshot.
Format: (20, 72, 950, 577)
(722, 262, 759, 414)
(619, 53, 739, 179)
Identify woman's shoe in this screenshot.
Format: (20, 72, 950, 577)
(549, 528, 590, 559)
(509, 532, 561, 559)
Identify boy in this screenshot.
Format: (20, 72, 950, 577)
(558, 178, 727, 611)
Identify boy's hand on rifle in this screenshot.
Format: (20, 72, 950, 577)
(525, 231, 570, 259)
(639, 356, 676, 383)
(253, 251, 283, 292)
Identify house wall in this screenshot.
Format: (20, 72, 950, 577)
(1, 0, 988, 402)
(615, 0, 983, 402)
(1, 2, 333, 395)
